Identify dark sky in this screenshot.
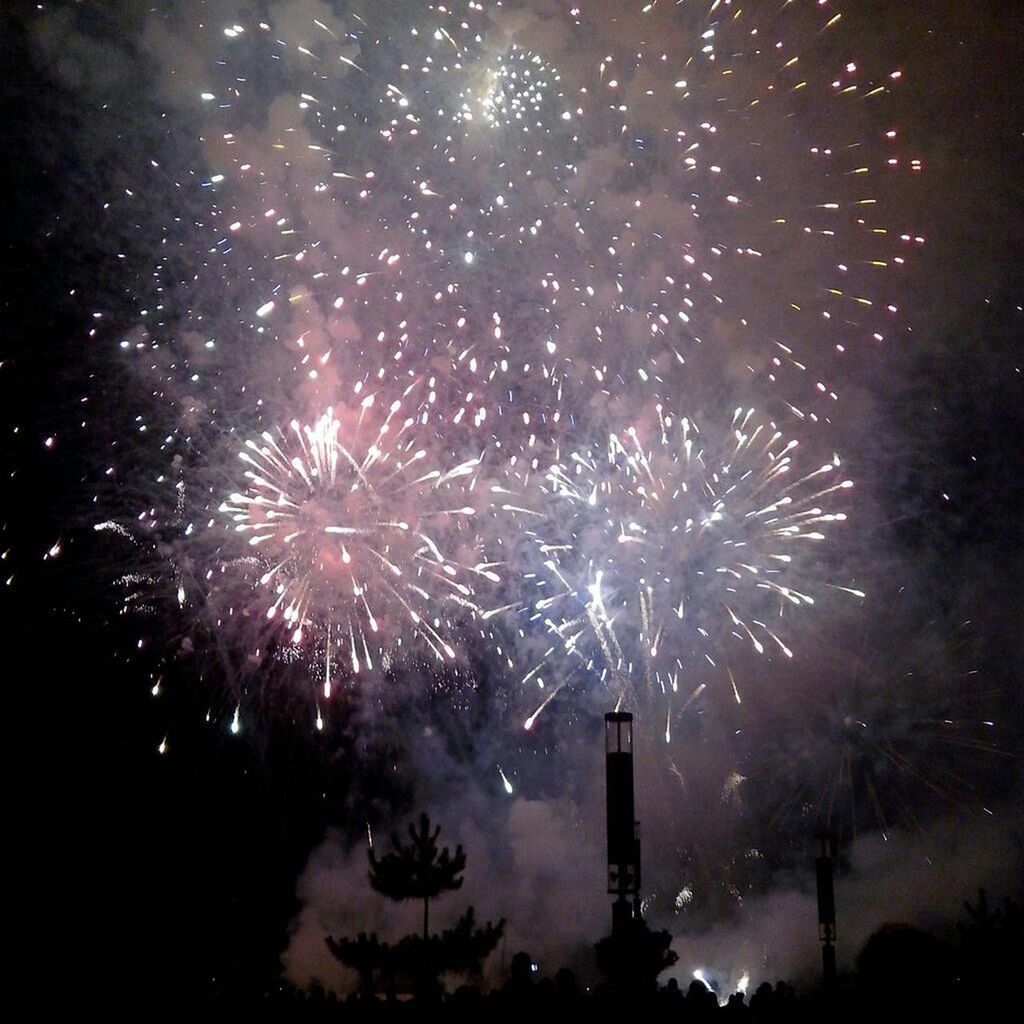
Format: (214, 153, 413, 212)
(2, 0, 1021, 1004)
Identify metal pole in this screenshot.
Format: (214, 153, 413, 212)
(816, 834, 837, 989)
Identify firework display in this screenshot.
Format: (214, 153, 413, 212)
(77, 0, 930, 729)
(11, 1, 1024, 1001)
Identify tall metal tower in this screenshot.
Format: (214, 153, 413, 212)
(816, 834, 837, 988)
(605, 711, 641, 935)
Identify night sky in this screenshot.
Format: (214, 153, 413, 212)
(3, 0, 1021, 1006)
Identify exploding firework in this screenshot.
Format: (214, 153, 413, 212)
(740, 616, 1010, 846)
(217, 401, 497, 690)
(501, 405, 858, 732)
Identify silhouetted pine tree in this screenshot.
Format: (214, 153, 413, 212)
(327, 814, 503, 997)
(368, 812, 466, 943)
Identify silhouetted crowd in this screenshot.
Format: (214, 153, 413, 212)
(172, 948, 1003, 1022)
